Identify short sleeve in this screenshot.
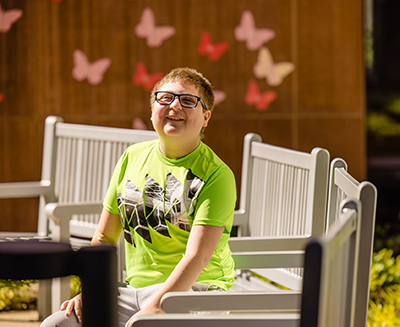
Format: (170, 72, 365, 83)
(103, 150, 129, 215)
(192, 165, 236, 233)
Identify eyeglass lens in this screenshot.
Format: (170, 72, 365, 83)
(156, 92, 199, 108)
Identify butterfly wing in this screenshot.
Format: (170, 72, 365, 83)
(267, 62, 295, 87)
(142, 72, 163, 91)
(245, 80, 260, 105)
(135, 7, 155, 38)
(0, 93, 4, 103)
(234, 11, 275, 51)
(208, 42, 229, 61)
(132, 118, 147, 130)
(234, 11, 255, 42)
(135, 7, 175, 47)
(253, 47, 274, 79)
(133, 62, 147, 86)
(256, 91, 277, 111)
(248, 28, 275, 51)
(198, 31, 229, 61)
(147, 25, 176, 48)
(245, 80, 276, 110)
(86, 58, 112, 85)
(0, 8, 23, 32)
(214, 90, 227, 106)
(132, 62, 163, 91)
(198, 31, 212, 56)
(72, 49, 90, 82)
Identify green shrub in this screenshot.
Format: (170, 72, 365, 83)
(0, 276, 81, 312)
(70, 275, 82, 298)
(0, 280, 37, 311)
(368, 249, 400, 326)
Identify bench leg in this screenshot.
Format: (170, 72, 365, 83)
(38, 279, 51, 321)
(51, 276, 70, 314)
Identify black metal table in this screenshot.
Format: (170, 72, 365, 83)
(0, 241, 117, 327)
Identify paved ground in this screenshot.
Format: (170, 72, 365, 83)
(0, 310, 41, 327)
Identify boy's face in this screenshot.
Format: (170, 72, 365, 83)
(151, 81, 211, 143)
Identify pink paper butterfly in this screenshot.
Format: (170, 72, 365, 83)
(245, 80, 277, 111)
(132, 118, 147, 130)
(253, 47, 295, 87)
(198, 31, 229, 62)
(0, 3, 23, 33)
(72, 50, 111, 85)
(234, 11, 275, 51)
(214, 90, 227, 106)
(132, 62, 163, 91)
(135, 7, 176, 48)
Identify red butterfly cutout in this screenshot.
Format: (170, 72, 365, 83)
(198, 31, 229, 62)
(132, 62, 163, 91)
(245, 80, 277, 111)
(0, 93, 4, 102)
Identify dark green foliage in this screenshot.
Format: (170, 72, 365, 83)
(368, 249, 400, 326)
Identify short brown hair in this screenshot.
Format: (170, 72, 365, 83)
(150, 67, 215, 113)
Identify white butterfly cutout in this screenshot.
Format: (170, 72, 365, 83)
(214, 90, 227, 106)
(234, 11, 276, 51)
(71, 49, 112, 85)
(253, 47, 295, 87)
(0, 3, 23, 33)
(135, 7, 176, 48)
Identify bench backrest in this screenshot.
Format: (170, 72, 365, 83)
(234, 133, 330, 289)
(326, 158, 377, 327)
(236, 133, 330, 238)
(37, 116, 158, 239)
(301, 198, 361, 327)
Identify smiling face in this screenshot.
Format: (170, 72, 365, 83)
(151, 81, 211, 156)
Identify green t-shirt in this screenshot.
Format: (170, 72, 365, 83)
(103, 139, 236, 290)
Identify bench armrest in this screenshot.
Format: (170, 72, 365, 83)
(229, 236, 310, 252)
(132, 313, 300, 327)
(45, 202, 103, 223)
(232, 250, 304, 269)
(45, 202, 103, 243)
(161, 291, 301, 313)
(0, 180, 52, 198)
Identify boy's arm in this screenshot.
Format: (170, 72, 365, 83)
(128, 224, 224, 320)
(91, 207, 122, 246)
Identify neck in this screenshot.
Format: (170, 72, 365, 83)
(159, 137, 200, 159)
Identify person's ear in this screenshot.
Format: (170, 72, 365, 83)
(203, 110, 211, 127)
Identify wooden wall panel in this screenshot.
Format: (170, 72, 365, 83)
(297, 0, 364, 113)
(0, 0, 365, 232)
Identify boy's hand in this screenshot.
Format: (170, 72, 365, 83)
(60, 293, 83, 324)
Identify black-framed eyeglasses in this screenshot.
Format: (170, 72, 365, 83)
(155, 91, 207, 110)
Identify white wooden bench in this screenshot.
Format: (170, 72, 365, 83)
(159, 153, 376, 321)
(229, 133, 330, 291)
(132, 197, 366, 327)
(326, 158, 377, 327)
(160, 134, 331, 313)
(0, 116, 158, 318)
(2, 116, 374, 322)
